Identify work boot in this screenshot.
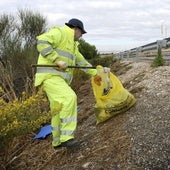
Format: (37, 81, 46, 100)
(61, 139, 79, 147)
(53, 139, 79, 149)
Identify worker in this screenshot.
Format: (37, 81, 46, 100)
(34, 18, 101, 148)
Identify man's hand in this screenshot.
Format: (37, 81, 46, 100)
(55, 60, 67, 70)
(94, 75, 102, 86)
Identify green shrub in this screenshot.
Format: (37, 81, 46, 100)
(152, 47, 165, 67)
(90, 54, 115, 67)
(78, 39, 99, 59)
(0, 90, 50, 149)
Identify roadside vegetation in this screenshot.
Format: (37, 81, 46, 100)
(152, 46, 165, 67)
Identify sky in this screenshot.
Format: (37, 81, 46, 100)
(0, 0, 170, 53)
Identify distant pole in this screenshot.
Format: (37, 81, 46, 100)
(161, 21, 167, 39)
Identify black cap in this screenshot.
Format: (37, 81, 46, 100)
(65, 18, 87, 34)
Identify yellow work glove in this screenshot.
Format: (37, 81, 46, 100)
(55, 60, 67, 70)
(94, 75, 102, 86)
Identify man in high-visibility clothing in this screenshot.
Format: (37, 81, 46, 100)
(34, 18, 101, 148)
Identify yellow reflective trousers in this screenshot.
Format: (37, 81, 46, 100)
(42, 75, 77, 147)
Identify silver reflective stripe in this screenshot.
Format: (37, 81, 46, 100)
(56, 49, 76, 61)
(52, 126, 60, 131)
(40, 46, 53, 56)
(77, 60, 90, 66)
(61, 117, 77, 123)
(36, 67, 72, 82)
(61, 130, 75, 135)
(77, 61, 92, 73)
(37, 40, 76, 61)
(53, 137, 60, 142)
(81, 68, 91, 73)
(37, 40, 50, 45)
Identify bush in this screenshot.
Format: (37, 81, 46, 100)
(90, 54, 115, 67)
(78, 39, 99, 59)
(152, 47, 165, 67)
(0, 90, 50, 149)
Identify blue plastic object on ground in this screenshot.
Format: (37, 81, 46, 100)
(34, 124, 52, 139)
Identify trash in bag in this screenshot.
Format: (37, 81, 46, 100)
(91, 65, 136, 124)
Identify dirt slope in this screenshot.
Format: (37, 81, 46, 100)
(2, 60, 170, 170)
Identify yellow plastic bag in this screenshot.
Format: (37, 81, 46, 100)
(91, 65, 136, 124)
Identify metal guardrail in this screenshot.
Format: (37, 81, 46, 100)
(116, 37, 170, 60)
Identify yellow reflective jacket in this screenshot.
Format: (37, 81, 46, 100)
(34, 25, 97, 86)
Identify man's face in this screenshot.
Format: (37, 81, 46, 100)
(74, 27, 83, 41)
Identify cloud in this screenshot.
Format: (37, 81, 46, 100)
(0, 0, 170, 52)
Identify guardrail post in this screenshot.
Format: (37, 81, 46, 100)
(126, 51, 130, 60)
(136, 47, 142, 59)
(120, 52, 123, 59)
(115, 52, 123, 60)
(157, 40, 167, 49)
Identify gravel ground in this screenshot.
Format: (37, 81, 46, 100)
(120, 61, 170, 170)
